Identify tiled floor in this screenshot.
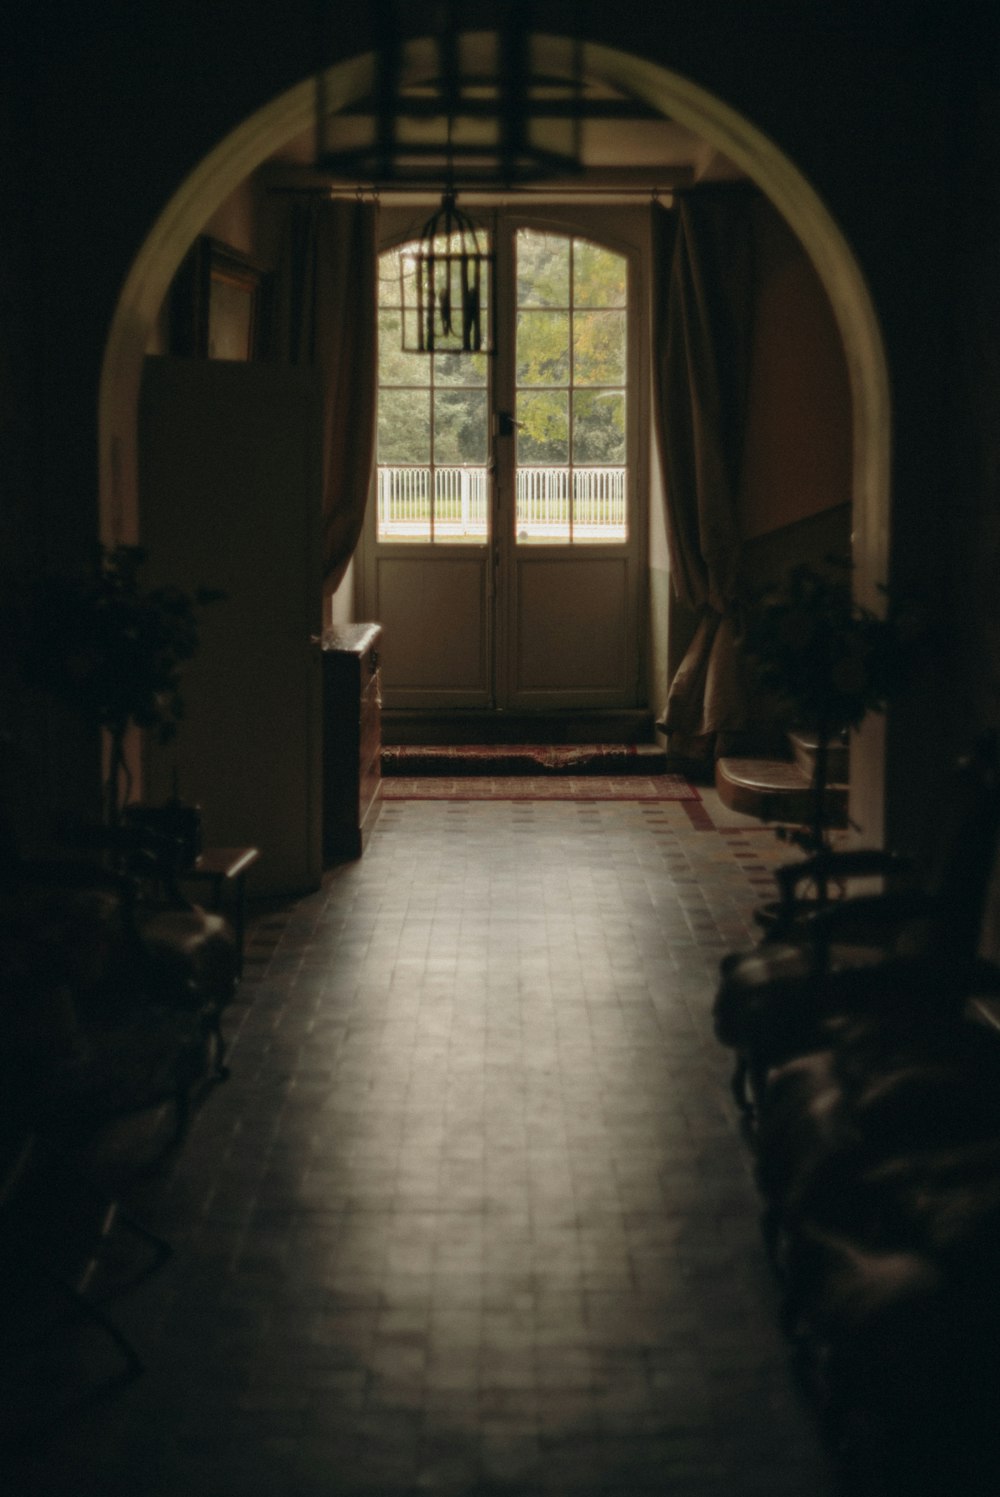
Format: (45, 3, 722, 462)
(4, 792, 839, 1496)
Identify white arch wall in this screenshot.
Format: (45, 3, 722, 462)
(99, 38, 890, 844)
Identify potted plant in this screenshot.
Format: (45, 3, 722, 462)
(20, 544, 222, 832)
(737, 559, 919, 862)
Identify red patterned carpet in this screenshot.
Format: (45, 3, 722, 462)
(380, 773, 699, 802)
(381, 743, 660, 777)
(380, 742, 698, 802)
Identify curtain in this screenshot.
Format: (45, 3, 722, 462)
(651, 189, 759, 751)
(276, 198, 379, 596)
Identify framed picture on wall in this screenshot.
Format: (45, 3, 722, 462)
(170, 236, 271, 360)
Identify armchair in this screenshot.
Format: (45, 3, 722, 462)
(0, 820, 238, 1423)
(713, 736, 1000, 1128)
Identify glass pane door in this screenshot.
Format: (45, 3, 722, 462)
(367, 213, 641, 714)
(514, 230, 628, 544)
(376, 241, 490, 544)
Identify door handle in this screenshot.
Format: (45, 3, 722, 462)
(497, 410, 522, 438)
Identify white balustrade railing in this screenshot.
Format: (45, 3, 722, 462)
(377, 466, 627, 538)
(377, 467, 488, 537)
(515, 467, 569, 532)
(515, 468, 626, 536)
(573, 468, 627, 534)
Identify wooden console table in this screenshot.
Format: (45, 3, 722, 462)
(321, 623, 382, 863)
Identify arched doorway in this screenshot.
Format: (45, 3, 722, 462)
(99, 36, 891, 846)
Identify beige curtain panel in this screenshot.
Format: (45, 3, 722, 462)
(651, 189, 758, 744)
(276, 197, 380, 595)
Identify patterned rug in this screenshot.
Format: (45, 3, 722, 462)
(380, 773, 699, 802)
(382, 743, 665, 777)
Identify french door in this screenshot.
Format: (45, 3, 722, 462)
(361, 209, 645, 713)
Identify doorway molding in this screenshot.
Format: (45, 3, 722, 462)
(98, 35, 890, 844)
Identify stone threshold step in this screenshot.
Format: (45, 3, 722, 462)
(716, 755, 848, 826)
(382, 743, 668, 777)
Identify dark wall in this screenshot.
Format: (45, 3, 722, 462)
(3, 1, 998, 856)
(738, 209, 852, 543)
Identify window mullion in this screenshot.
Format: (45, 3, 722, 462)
(568, 237, 574, 545)
(428, 359, 435, 543)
